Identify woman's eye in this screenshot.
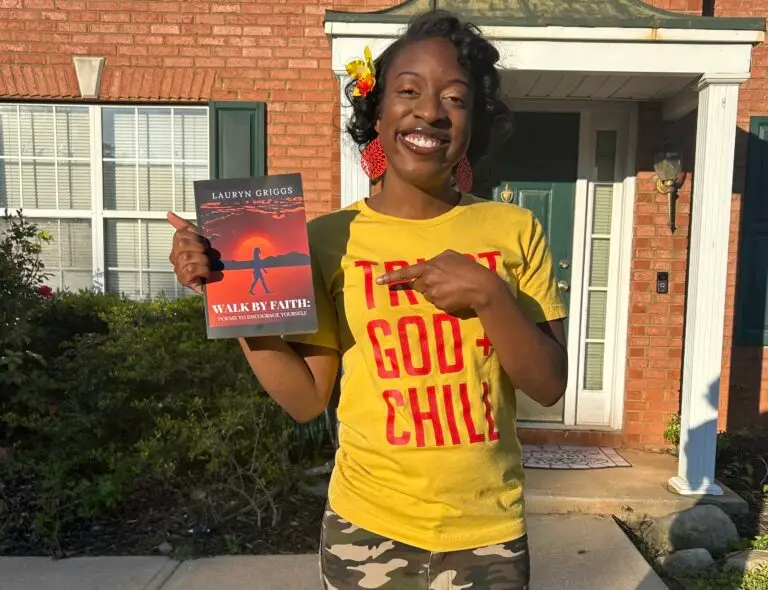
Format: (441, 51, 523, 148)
(446, 96, 466, 107)
(397, 88, 418, 96)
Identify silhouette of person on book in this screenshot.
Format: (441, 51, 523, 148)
(249, 247, 270, 295)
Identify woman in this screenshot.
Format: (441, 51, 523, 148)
(168, 10, 568, 590)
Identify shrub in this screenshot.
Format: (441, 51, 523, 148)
(0, 212, 332, 553)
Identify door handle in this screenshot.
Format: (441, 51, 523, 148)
(557, 280, 570, 292)
(559, 260, 570, 270)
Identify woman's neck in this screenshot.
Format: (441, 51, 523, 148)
(367, 173, 460, 220)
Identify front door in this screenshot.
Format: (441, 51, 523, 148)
(474, 112, 580, 423)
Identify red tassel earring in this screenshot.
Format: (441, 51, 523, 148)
(455, 156, 473, 194)
(361, 138, 387, 181)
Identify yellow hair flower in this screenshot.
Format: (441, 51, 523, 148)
(346, 46, 376, 97)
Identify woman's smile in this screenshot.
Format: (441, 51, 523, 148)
(397, 128, 450, 155)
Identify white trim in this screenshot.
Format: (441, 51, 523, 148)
(609, 103, 638, 431)
(670, 78, 743, 496)
(324, 21, 764, 44)
(330, 37, 755, 79)
(90, 104, 105, 293)
(574, 116, 622, 426)
(338, 74, 371, 208)
(561, 109, 592, 427)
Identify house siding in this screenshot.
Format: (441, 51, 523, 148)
(0, 0, 766, 447)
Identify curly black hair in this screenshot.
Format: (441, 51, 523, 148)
(344, 10, 513, 168)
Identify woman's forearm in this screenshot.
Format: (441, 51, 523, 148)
(238, 336, 339, 422)
(474, 280, 568, 407)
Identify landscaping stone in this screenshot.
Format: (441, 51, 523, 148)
(724, 549, 768, 573)
(659, 548, 714, 577)
(649, 504, 739, 554)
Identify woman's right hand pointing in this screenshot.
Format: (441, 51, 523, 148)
(167, 211, 211, 294)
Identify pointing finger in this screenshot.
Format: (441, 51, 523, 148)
(376, 263, 426, 286)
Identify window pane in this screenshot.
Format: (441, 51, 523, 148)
(0, 160, 21, 209)
(104, 107, 208, 213)
(106, 219, 188, 300)
(138, 108, 173, 160)
(103, 162, 136, 210)
(58, 161, 91, 209)
(35, 218, 93, 293)
(586, 291, 607, 340)
(0, 105, 19, 158)
(175, 109, 207, 161)
(145, 271, 179, 299)
(137, 164, 173, 211)
(175, 164, 207, 212)
(142, 220, 175, 268)
(592, 184, 613, 235)
(21, 161, 57, 209)
(589, 239, 610, 288)
(584, 342, 605, 391)
(105, 219, 139, 268)
(103, 107, 136, 160)
(55, 107, 90, 159)
(0, 105, 91, 213)
(106, 270, 140, 299)
(19, 106, 55, 158)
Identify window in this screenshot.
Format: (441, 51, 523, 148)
(0, 103, 207, 300)
(101, 106, 207, 299)
(581, 130, 618, 392)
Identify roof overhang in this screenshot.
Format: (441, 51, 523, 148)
(324, 2, 764, 119)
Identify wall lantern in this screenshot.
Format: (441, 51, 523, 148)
(653, 146, 685, 233)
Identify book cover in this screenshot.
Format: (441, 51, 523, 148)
(192, 173, 318, 340)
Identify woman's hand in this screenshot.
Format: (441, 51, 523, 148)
(375, 249, 505, 315)
(167, 212, 215, 293)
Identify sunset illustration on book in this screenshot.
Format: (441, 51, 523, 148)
(193, 173, 318, 339)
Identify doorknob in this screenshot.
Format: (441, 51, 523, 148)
(557, 280, 570, 292)
(559, 260, 570, 269)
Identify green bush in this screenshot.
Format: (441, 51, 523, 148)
(0, 212, 331, 553)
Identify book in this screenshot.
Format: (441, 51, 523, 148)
(192, 173, 319, 340)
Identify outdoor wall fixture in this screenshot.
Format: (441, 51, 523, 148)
(653, 147, 685, 233)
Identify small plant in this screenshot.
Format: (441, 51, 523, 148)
(663, 413, 681, 448)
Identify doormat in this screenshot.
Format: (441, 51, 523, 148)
(522, 445, 632, 469)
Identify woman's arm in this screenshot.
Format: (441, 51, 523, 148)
(473, 279, 567, 407)
(238, 337, 339, 422)
(167, 212, 339, 422)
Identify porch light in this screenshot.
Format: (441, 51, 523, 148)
(653, 148, 684, 233)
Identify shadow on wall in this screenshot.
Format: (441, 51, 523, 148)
(728, 122, 768, 432)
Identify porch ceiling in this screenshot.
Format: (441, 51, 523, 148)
(502, 71, 697, 101)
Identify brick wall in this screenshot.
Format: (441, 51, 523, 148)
(0, 0, 766, 447)
(0, 0, 399, 217)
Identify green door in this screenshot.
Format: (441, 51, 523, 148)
(489, 180, 575, 333)
(474, 112, 580, 422)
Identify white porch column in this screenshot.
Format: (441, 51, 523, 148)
(669, 73, 747, 496)
(337, 73, 370, 208)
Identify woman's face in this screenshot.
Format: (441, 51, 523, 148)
(376, 37, 473, 191)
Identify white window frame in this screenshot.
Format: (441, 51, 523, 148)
(1, 103, 207, 296)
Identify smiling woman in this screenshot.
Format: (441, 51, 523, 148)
(168, 8, 568, 590)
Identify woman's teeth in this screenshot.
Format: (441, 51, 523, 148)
(403, 134, 443, 148)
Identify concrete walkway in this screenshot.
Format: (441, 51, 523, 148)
(0, 515, 667, 589)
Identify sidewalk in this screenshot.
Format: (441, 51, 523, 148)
(0, 514, 667, 589)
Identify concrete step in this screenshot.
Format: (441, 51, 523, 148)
(0, 515, 667, 589)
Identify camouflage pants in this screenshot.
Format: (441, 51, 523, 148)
(320, 507, 530, 590)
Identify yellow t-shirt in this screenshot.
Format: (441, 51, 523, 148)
(286, 193, 567, 552)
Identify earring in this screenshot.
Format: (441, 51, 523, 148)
(455, 156, 473, 194)
(361, 138, 387, 181)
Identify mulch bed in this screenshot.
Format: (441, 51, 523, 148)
(0, 475, 327, 559)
